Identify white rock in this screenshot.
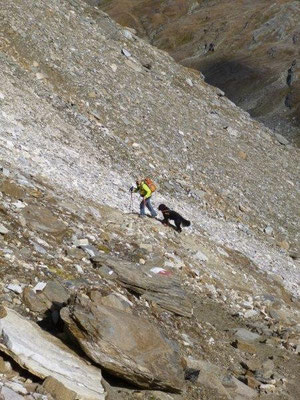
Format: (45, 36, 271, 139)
(0, 224, 9, 235)
(1, 386, 24, 400)
(186, 78, 193, 87)
(2, 168, 10, 177)
(260, 383, 276, 393)
(121, 48, 131, 58)
(75, 265, 84, 274)
(33, 282, 47, 292)
(36, 72, 46, 80)
(74, 238, 89, 246)
(0, 308, 105, 400)
(5, 381, 27, 395)
(123, 30, 133, 40)
(264, 226, 273, 235)
(0, 92, 5, 100)
(194, 250, 208, 262)
(241, 301, 253, 309)
(244, 310, 259, 318)
(7, 284, 23, 294)
(12, 201, 25, 209)
(227, 127, 240, 137)
(110, 64, 117, 72)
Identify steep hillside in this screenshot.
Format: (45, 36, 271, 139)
(0, 0, 300, 399)
(97, 0, 300, 146)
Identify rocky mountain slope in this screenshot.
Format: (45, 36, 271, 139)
(0, 0, 300, 399)
(97, 0, 300, 146)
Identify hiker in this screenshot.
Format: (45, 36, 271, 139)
(130, 178, 157, 218)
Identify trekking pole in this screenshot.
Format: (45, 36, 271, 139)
(129, 191, 133, 212)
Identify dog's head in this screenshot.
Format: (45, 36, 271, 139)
(158, 204, 169, 212)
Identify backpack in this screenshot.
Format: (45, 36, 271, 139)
(144, 177, 156, 193)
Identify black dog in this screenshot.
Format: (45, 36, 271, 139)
(158, 204, 191, 232)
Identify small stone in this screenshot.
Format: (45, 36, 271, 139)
(241, 359, 262, 372)
(262, 359, 274, 374)
(80, 245, 98, 258)
(32, 61, 39, 67)
(194, 250, 208, 262)
(260, 383, 276, 393)
(0, 356, 12, 373)
(264, 226, 273, 235)
(222, 374, 237, 388)
(13, 201, 26, 209)
(0, 224, 9, 235)
(289, 251, 300, 260)
(186, 78, 193, 87)
(239, 203, 250, 212)
(121, 48, 131, 57)
(274, 133, 289, 145)
(5, 381, 28, 395)
(244, 310, 259, 318)
(110, 64, 117, 72)
(235, 328, 260, 342)
(233, 340, 257, 354)
(238, 151, 248, 160)
(123, 30, 134, 40)
(75, 265, 84, 274)
(125, 59, 142, 72)
(139, 243, 153, 252)
(278, 240, 289, 250)
(227, 127, 239, 137)
(36, 72, 46, 80)
(0, 306, 7, 318)
(0, 92, 5, 100)
(246, 375, 260, 389)
(3, 168, 10, 177)
(33, 282, 47, 292)
(7, 284, 23, 294)
(23, 287, 48, 313)
(229, 376, 258, 398)
(74, 238, 89, 247)
(216, 89, 225, 96)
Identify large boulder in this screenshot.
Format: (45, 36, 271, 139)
(60, 295, 185, 392)
(0, 307, 106, 400)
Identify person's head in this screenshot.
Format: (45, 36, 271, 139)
(136, 178, 142, 186)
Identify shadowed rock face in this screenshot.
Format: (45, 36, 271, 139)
(97, 0, 300, 145)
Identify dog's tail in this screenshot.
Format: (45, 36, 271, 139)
(182, 218, 191, 227)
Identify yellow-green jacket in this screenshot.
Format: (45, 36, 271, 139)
(134, 182, 152, 199)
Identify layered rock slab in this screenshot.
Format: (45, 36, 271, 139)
(0, 308, 106, 400)
(60, 295, 184, 392)
(92, 254, 192, 317)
